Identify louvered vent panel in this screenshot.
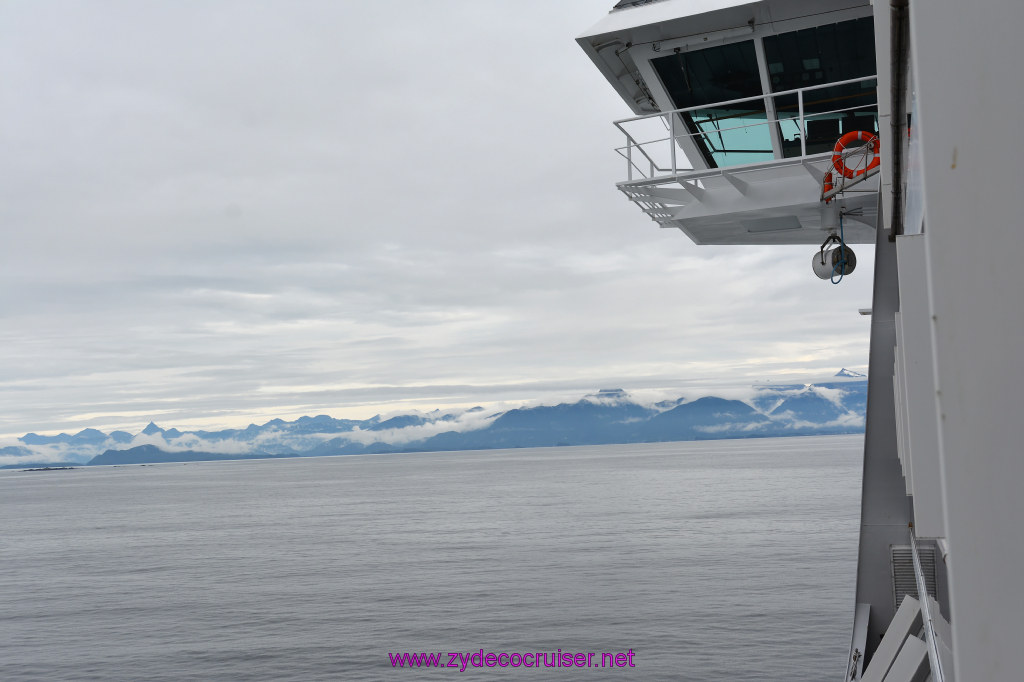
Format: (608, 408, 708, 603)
(891, 545, 937, 609)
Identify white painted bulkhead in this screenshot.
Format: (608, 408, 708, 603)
(909, 1, 1024, 680)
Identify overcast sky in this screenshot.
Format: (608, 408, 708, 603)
(0, 0, 874, 439)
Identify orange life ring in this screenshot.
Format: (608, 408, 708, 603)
(831, 130, 880, 180)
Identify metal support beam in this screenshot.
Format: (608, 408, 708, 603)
(674, 180, 706, 201)
(850, 197, 914, 670)
(720, 172, 749, 195)
(801, 160, 827, 186)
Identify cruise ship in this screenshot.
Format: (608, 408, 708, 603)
(577, 1, 1022, 680)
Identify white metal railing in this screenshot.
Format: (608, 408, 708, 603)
(614, 75, 878, 182)
(910, 532, 947, 682)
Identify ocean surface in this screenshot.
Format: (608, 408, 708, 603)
(1, 435, 863, 681)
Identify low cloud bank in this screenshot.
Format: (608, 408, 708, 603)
(1, 378, 867, 467)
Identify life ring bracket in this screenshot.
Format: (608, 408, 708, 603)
(821, 130, 881, 203)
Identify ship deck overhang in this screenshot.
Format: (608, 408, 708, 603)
(617, 153, 878, 245)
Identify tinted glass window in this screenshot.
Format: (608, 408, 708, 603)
(763, 17, 876, 91)
(653, 41, 772, 168)
(764, 18, 878, 156)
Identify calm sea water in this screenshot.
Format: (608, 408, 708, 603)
(1, 435, 863, 681)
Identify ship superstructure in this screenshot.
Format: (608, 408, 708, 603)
(579, 1, 1024, 680)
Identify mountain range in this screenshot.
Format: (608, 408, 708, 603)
(2, 370, 867, 468)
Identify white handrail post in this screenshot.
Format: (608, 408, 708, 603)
(798, 88, 806, 157)
(627, 135, 633, 181)
(669, 114, 677, 175)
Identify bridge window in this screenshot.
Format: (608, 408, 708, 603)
(652, 40, 772, 168)
(764, 17, 878, 156)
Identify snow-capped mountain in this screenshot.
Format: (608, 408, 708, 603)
(2, 374, 868, 467)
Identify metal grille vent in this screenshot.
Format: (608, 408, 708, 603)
(891, 545, 937, 609)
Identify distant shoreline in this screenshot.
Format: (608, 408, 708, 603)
(3, 432, 866, 471)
